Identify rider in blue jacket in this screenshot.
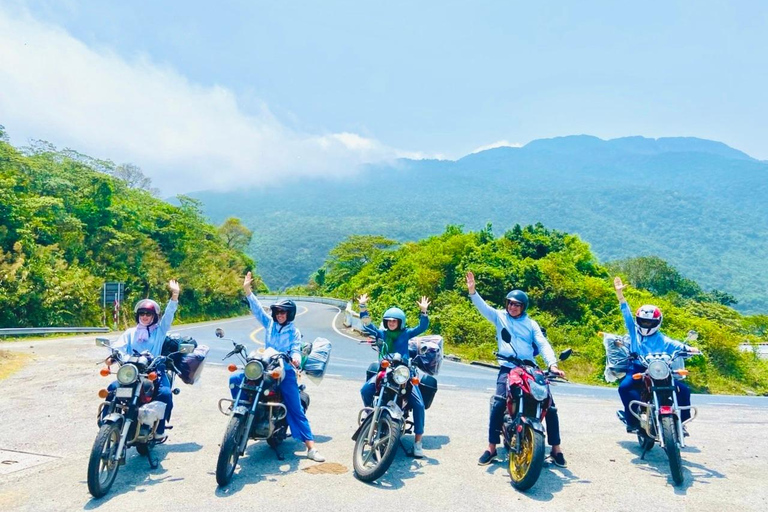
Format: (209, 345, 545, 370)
(613, 276, 700, 434)
(229, 272, 325, 462)
(358, 293, 430, 458)
(466, 272, 568, 468)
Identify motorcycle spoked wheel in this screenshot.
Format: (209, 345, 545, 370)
(216, 415, 247, 487)
(661, 416, 684, 486)
(508, 424, 545, 491)
(87, 422, 122, 498)
(352, 413, 401, 482)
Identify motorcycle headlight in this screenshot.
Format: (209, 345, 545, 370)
(117, 364, 139, 385)
(528, 380, 549, 401)
(244, 361, 264, 381)
(392, 365, 410, 385)
(648, 360, 670, 380)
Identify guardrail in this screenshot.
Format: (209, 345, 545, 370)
(0, 327, 111, 336)
(256, 294, 365, 333)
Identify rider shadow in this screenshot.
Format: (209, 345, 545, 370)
(617, 440, 724, 492)
(485, 454, 586, 501)
(213, 436, 334, 496)
(359, 435, 450, 491)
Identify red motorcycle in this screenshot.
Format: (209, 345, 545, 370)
(495, 337, 570, 491)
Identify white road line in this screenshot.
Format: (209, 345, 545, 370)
(441, 384, 457, 388)
(331, 307, 364, 341)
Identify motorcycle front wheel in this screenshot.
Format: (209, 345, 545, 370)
(508, 423, 545, 491)
(216, 415, 247, 487)
(87, 422, 122, 498)
(352, 413, 400, 482)
(661, 416, 684, 485)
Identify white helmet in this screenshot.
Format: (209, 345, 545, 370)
(635, 305, 662, 336)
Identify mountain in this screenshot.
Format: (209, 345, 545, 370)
(191, 135, 768, 314)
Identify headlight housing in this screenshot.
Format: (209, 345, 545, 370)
(117, 364, 139, 385)
(528, 380, 549, 401)
(647, 360, 670, 380)
(244, 360, 264, 381)
(392, 365, 410, 385)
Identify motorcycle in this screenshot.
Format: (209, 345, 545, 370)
(215, 328, 310, 487)
(496, 328, 570, 491)
(87, 338, 196, 498)
(623, 331, 700, 486)
(351, 348, 438, 482)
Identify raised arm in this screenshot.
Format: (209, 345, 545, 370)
(406, 297, 430, 338)
(243, 271, 270, 327)
(466, 271, 498, 323)
(615, 276, 638, 353)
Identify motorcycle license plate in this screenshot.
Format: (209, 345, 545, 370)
(115, 387, 133, 398)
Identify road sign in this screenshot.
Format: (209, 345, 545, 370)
(101, 282, 125, 308)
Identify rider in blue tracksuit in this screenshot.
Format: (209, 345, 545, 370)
(466, 272, 568, 468)
(106, 279, 180, 437)
(357, 293, 431, 458)
(228, 271, 325, 462)
(613, 276, 701, 434)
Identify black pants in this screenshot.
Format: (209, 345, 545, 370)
(488, 367, 561, 447)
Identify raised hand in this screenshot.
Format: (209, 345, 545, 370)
(418, 296, 431, 313)
(168, 279, 181, 300)
(357, 293, 369, 305)
(243, 271, 254, 295)
(466, 271, 476, 295)
(613, 276, 627, 302)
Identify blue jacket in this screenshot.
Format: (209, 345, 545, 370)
(470, 292, 556, 369)
(113, 300, 178, 358)
(362, 313, 429, 360)
(247, 293, 301, 361)
(620, 302, 688, 357)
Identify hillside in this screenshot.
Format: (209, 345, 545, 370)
(193, 135, 768, 313)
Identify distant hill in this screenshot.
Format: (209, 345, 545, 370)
(192, 135, 768, 314)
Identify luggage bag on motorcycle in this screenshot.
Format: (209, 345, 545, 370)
(419, 375, 438, 410)
(300, 337, 333, 384)
(408, 335, 444, 376)
(162, 333, 197, 356)
(174, 345, 210, 385)
(602, 332, 632, 382)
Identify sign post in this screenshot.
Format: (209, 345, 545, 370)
(102, 282, 125, 329)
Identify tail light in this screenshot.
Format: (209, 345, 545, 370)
(659, 405, 674, 415)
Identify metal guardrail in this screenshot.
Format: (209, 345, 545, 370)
(0, 327, 111, 336)
(256, 295, 365, 333)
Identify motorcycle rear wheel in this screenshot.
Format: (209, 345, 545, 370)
(87, 422, 121, 498)
(352, 413, 400, 482)
(508, 424, 545, 492)
(661, 416, 684, 485)
(216, 415, 246, 487)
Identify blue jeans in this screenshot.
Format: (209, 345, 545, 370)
(618, 364, 692, 428)
(360, 376, 425, 435)
(229, 367, 314, 442)
(106, 371, 173, 435)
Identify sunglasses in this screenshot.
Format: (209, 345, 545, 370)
(274, 309, 288, 315)
(507, 301, 523, 308)
(138, 311, 154, 317)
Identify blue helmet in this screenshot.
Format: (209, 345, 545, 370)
(382, 307, 406, 331)
(505, 290, 529, 313)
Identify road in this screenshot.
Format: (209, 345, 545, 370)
(0, 300, 766, 512)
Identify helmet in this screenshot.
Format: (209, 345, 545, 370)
(382, 307, 406, 331)
(134, 298, 160, 326)
(505, 290, 529, 313)
(270, 299, 297, 323)
(636, 305, 662, 336)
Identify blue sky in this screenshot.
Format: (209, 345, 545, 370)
(1, 1, 766, 193)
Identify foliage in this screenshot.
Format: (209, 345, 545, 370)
(218, 217, 253, 252)
(317, 224, 768, 395)
(0, 137, 263, 328)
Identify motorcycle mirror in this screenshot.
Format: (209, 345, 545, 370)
(96, 337, 111, 347)
(559, 348, 573, 361)
(215, 328, 225, 338)
(685, 330, 698, 342)
(501, 328, 512, 344)
(179, 343, 195, 354)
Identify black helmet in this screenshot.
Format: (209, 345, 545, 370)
(505, 290, 529, 313)
(270, 299, 297, 324)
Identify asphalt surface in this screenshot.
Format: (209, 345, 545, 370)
(1, 300, 767, 512)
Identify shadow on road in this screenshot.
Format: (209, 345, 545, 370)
(483, 452, 588, 501)
(356, 434, 451, 490)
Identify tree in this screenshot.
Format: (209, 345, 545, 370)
(110, 163, 159, 195)
(218, 217, 253, 251)
(323, 235, 397, 290)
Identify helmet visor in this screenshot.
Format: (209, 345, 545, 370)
(636, 317, 660, 329)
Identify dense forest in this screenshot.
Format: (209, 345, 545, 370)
(0, 128, 263, 329)
(194, 135, 768, 314)
(303, 225, 768, 395)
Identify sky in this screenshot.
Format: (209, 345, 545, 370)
(1, 0, 766, 194)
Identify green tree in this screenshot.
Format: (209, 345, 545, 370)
(218, 217, 253, 251)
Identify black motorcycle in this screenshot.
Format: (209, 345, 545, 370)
(215, 328, 310, 487)
(87, 338, 195, 498)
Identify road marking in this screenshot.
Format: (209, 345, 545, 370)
(330, 307, 364, 341)
(441, 384, 457, 388)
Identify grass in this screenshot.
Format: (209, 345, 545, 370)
(0, 350, 31, 381)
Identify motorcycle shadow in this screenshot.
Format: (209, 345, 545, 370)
(616, 440, 724, 492)
(359, 435, 450, 491)
(484, 455, 585, 500)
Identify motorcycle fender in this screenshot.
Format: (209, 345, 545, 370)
(102, 413, 124, 426)
(520, 416, 545, 435)
(232, 405, 249, 417)
(351, 417, 370, 442)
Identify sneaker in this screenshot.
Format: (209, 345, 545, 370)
(549, 451, 567, 468)
(307, 448, 326, 462)
(682, 425, 690, 438)
(477, 450, 498, 466)
(413, 441, 424, 458)
(616, 410, 627, 425)
(626, 425, 640, 434)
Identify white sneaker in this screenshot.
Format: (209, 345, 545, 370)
(413, 441, 424, 458)
(307, 448, 326, 462)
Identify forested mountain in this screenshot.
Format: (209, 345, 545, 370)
(0, 131, 261, 328)
(314, 226, 768, 395)
(194, 135, 768, 313)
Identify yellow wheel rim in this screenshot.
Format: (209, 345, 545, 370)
(508, 426, 534, 482)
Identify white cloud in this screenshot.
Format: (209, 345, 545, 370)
(0, 6, 412, 194)
(470, 140, 523, 154)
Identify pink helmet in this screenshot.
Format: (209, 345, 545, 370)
(635, 304, 662, 336)
(134, 299, 161, 326)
